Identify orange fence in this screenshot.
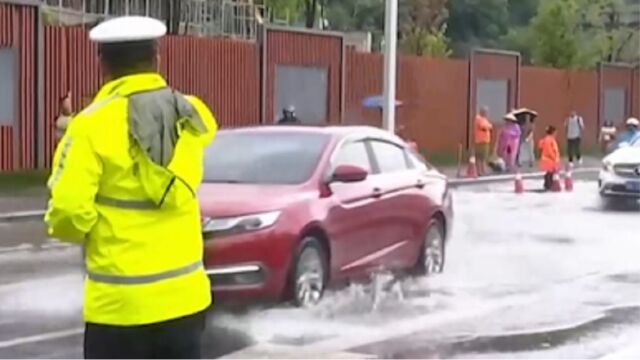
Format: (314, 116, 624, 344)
(0, 1, 638, 171)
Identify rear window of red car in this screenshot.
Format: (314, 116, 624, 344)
(203, 131, 330, 185)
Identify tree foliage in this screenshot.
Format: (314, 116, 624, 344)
(262, 0, 638, 67)
(324, 0, 385, 32)
(401, 24, 453, 57)
(445, 0, 510, 55)
(584, 0, 640, 63)
(265, 0, 303, 24)
(525, 0, 638, 68)
(529, 0, 589, 68)
(399, 0, 452, 57)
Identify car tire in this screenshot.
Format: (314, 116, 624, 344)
(413, 218, 445, 276)
(287, 237, 328, 307)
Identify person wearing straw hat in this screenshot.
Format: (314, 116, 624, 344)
(495, 112, 522, 173)
(45, 16, 217, 358)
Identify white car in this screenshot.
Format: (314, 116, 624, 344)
(599, 137, 640, 200)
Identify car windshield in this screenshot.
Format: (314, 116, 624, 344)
(203, 131, 330, 185)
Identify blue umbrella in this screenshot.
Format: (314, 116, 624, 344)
(362, 95, 403, 109)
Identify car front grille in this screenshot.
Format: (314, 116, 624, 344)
(613, 164, 640, 178)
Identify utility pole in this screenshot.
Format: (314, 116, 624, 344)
(382, 0, 398, 132)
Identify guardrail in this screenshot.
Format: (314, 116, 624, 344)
(0, 167, 600, 223)
(448, 167, 600, 187)
(0, 210, 45, 223)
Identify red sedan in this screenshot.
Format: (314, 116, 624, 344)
(199, 126, 453, 306)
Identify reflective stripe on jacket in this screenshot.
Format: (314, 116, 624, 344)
(45, 73, 217, 326)
(538, 135, 560, 173)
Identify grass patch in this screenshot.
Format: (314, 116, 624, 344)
(419, 148, 459, 167)
(0, 170, 49, 194)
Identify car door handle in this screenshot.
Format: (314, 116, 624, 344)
(372, 187, 382, 198)
(416, 179, 425, 189)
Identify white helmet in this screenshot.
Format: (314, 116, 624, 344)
(626, 117, 640, 127)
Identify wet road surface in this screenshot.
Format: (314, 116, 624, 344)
(0, 180, 638, 358)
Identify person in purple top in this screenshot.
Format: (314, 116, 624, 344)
(496, 112, 522, 172)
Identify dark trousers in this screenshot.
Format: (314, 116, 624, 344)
(84, 311, 206, 359)
(543, 172, 554, 191)
(567, 138, 581, 162)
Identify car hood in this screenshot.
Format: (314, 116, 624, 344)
(605, 146, 640, 164)
(198, 183, 308, 218)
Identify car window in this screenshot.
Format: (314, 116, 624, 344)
(333, 141, 372, 172)
(369, 140, 410, 173)
(203, 132, 330, 185)
(407, 149, 430, 172)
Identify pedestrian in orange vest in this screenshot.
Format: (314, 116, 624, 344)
(474, 106, 493, 175)
(538, 125, 560, 191)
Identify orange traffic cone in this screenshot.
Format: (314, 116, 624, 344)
(564, 164, 574, 192)
(466, 156, 478, 178)
(514, 172, 524, 194)
(551, 172, 562, 192)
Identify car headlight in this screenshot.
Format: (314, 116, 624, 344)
(602, 161, 613, 172)
(202, 211, 281, 236)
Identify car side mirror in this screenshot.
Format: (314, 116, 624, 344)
(331, 164, 368, 183)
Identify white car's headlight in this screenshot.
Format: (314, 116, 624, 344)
(202, 211, 281, 235)
(602, 161, 613, 172)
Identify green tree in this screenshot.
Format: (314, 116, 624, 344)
(499, 26, 534, 63)
(583, 0, 640, 63)
(445, 0, 510, 55)
(323, 0, 386, 49)
(324, 0, 385, 32)
(507, 0, 540, 25)
(529, 0, 595, 68)
(264, 0, 303, 24)
(401, 24, 453, 57)
(399, 0, 452, 57)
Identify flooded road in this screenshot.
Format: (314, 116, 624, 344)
(0, 180, 638, 358)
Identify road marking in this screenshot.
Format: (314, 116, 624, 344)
(0, 328, 83, 349)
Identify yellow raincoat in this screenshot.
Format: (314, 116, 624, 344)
(46, 73, 217, 326)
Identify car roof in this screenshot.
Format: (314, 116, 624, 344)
(218, 125, 402, 142)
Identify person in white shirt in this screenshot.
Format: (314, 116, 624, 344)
(565, 111, 584, 165)
(599, 121, 617, 154)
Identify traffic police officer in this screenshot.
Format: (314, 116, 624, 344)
(45, 16, 217, 359)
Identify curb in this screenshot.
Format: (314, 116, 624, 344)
(225, 344, 377, 359)
(448, 167, 600, 187)
(0, 168, 600, 223)
(0, 210, 45, 223)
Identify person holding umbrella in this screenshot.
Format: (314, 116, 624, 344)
(362, 94, 414, 149)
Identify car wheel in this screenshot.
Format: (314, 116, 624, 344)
(414, 219, 445, 275)
(288, 237, 327, 307)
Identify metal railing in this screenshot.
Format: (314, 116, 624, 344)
(41, 0, 267, 40)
